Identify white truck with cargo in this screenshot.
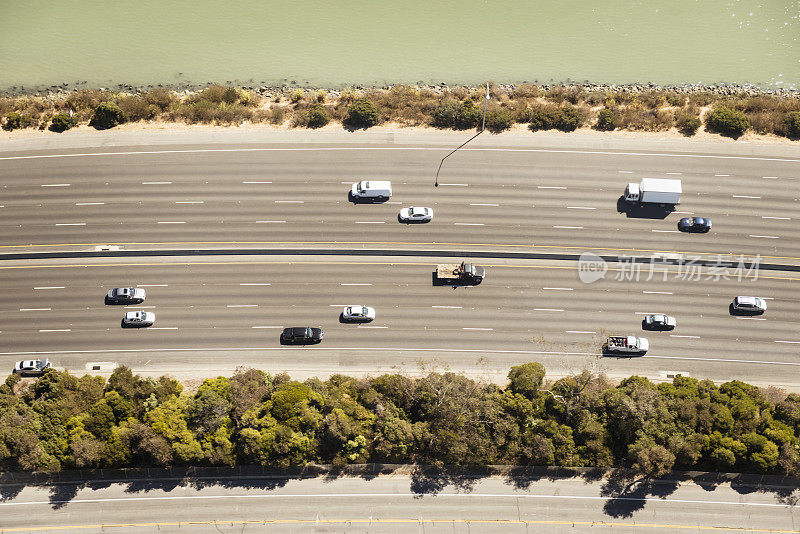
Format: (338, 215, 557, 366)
(604, 335, 649, 355)
(624, 178, 682, 205)
(435, 261, 485, 285)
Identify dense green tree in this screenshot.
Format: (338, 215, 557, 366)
(345, 98, 379, 128)
(507, 362, 545, 398)
(89, 101, 126, 130)
(705, 107, 749, 137)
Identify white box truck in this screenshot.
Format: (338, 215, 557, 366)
(350, 180, 392, 201)
(624, 178, 681, 205)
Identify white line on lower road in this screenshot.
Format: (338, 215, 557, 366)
(538, 186, 567, 189)
(34, 286, 65, 290)
(341, 283, 372, 286)
(240, 283, 271, 286)
(462, 327, 493, 331)
(749, 234, 779, 239)
(227, 304, 258, 308)
(274, 200, 304, 203)
(149, 327, 178, 330)
(438, 183, 468, 186)
(41, 183, 70, 187)
(55, 223, 86, 226)
(553, 225, 583, 229)
(242, 181, 272, 184)
(355, 221, 385, 224)
(763, 176, 778, 179)
(618, 171, 634, 173)
(39, 329, 70, 332)
(256, 220, 286, 223)
(142, 181, 172, 185)
(714, 174, 729, 177)
(634, 312, 658, 315)
(432, 305, 462, 309)
(174, 201, 204, 204)
(252, 326, 282, 329)
(673, 211, 693, 214)
(20, 308, 51, 311)
(157, 221, 186, 224)
(643, 291, 673, 295)
(358, 325, 388, 328)
(665, 172, 682, 175)
(736, 317, 767, 321)
(75, 202, 104, 206)
(454, 222, 484, 226)
(775, 340, 800, 344)
(137, 284, 168, 287)
(733, 195, 761, 199)
(670, 335, 701, 339)
(533, 308, 565, 312)
(652, 229, 679, 233)
(566, 206, 596, 210)
(566, 330, 595, 334)
(470, 203, 499, 206)
(542, 287, 573, 291)
(762, 216, 791, 220)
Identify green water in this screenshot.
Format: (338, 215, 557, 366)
(0, 0, 797, 91)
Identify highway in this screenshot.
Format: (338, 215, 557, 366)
(0, 472, 798, 533)
(0, 129, 799, 387)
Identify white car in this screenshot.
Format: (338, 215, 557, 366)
(123, 311, 155, 327)
(107, 287, 146, 304)
(13, 359, 51, 376)
(643, 314, 677, 330)
(732, 296, 767, 313)
(399, 206, 433, 223)
(342, 305, 376, 322)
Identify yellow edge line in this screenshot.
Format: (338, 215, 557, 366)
(1, 518, 795, 533)
(0, 240, 794, 262)
(0, 260, 797, 281)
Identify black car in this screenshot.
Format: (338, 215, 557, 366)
(280, 326, 324, 345)
(678, 217, 712, 233)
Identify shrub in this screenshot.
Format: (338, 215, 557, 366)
(117, 95, 159, 122)
(89, 102, 126, 130)
(675, 111, 701, 135)
(483, 107, 514, 133)
(345, 98, 379, 128)
(618, 107, 673, 131)
(511, 83, 541, 99)
(527, 106, 562, 131)
(305, 104, 330, 128)
(706, 106, 749, 137)
(452, 99, 481, 130)
(783, 112, 800, 138)
(144, 88, 176, 110)
(431, 100, 460, 128)
(2, 112, 34, 131)
(290, 89, 304, 104)
(316, 91, 326, 103)
(665, 92, 686, 107)
(595, 108, 618, 131)
(556, 106, 583, 131)
(49, 112, 78, 133)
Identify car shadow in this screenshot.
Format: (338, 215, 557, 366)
(640, 320, 674, 331)
(616, 196, 675, 219)
(348, 192, 389, 204)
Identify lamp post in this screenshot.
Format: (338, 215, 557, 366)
(435, 82, 490, 187)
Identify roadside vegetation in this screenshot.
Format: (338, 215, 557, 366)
(0, 364, 797, 477)
(1, 84, 798, 140)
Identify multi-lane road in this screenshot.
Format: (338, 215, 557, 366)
(1, 129, 799, 387)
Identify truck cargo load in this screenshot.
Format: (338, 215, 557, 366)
(624, 178, 682, 205)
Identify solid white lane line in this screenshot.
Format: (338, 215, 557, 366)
(227, 304, 258, 308)
(75, 202, 104, 206)
(341, 283, 372, 286)
(671, 335, 700, 339)
(566, 206, 596, 210)
(566, 330, 596, 334)
(240, 283, 271, 286)
(652, 229, 679, 233)
(149, 327, 178, 330)
(462, 327, 493, 331)
(634, 312, 658, 315)
(736, 317, 767, 321)
(157, 221, 186, 224)
(124, 305, 155, 309)
(256, 220, 286, 223)
(749, 234, 779, 239)
(538, 186, 567, 189)
(673, 211, 694, 214)
(39, 329, 70, 332)
(643, 291, 673, 295)
(470, 203, 499, 206)
(358, 325, 388, 328)
(665, 172, 682, 175)
(454, 222, 484, 226)
(41, 183, 70, 187)
(618, 171, 634, 174)
(432, 305, 462, 309)
(33, 287, 65, 290)
(252, 326, 283, 329)
(775, 340, 800, 344)
(714, 174, 730, 177)
(438, 183, 468, 186)
(733, 195, 761, 199)
(20, 308, 51, 311)
(385, 201, 402, 205)
(762, 216, 791, 220)
(340, 181, 354, 184)
(355, 221, 385, 224)
(763, 176, 778, 179)
(137, 284, 168, 287)
(242, 181, 272, 184)
(542, 287, 573, 291)
(533, 308, 565, 312)
(55, 223, 86, 226)
(174, 201, 204, 204)
(142, 181, 172, 185)
(274, 200, 304, 203)
(553, 225, 583, 229)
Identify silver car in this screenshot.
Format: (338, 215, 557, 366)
(342, 305, 376, 322)
(399, 206, 433, 223)
(107, 287, 146, 304)
(643, 314, 677, 330)
(732, 296, 767, 313)
(13, 359, 51, 376)
(123, 311, 155, 327)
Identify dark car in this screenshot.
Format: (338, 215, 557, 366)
(280, 326, 324, 345)
(106, 287, 146, 304)
(678, 217, 711, 233)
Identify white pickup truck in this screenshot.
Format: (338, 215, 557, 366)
(604, 335, 649, 355)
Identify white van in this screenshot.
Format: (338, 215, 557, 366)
(351, 180, 392, 200)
